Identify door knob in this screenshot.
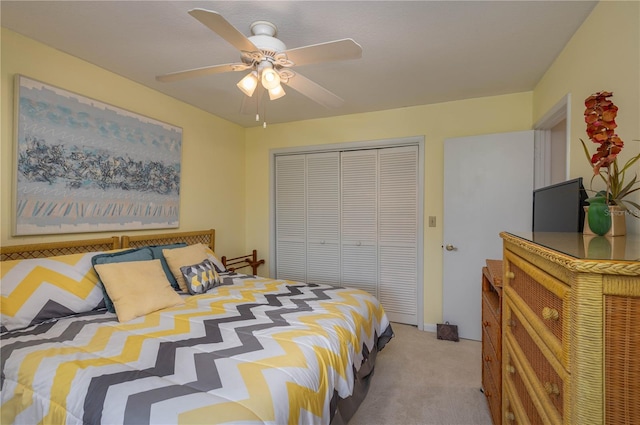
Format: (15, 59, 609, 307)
(445, 244, 457, 251)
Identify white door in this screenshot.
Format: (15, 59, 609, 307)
(341, 150, 378, 296)
(275, 155, 306, 281)
(306, 152, 341, 285)
(443, 131, 534, 340)
(378, 146, 419, 325)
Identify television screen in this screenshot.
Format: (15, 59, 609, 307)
(532, 178, 587, 232)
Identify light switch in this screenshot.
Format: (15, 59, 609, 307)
(428, 216, 436, 227)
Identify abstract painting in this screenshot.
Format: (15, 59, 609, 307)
(13, 75, 182, 235)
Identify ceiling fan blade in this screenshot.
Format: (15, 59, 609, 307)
(188, 9, 259, 53)
(284, 72, 344, 109)
(284, 39, 362, 67)
(156, 63, 238, 83)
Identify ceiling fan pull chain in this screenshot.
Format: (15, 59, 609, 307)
(255, 88, 260, 122)
(263, 98, 268, 128)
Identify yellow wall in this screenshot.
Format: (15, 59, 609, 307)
(0, 29, 247, 256)
(533, 0, 640, 234)
(244, 93, 533, 326)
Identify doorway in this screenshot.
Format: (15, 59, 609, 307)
(443, 130, 534, 340)
(534, 94, 571, 189)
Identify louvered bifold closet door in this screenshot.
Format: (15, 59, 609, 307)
(275, 155, 306, 281)
(306, 152, 341, 285)
(341, 150, 378, 297)
(378, 146, 418, 324)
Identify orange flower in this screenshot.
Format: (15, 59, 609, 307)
(583, 91, 623, 172)
(580, 91, 640, 217)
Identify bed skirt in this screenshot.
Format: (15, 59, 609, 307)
(331, 324, 394, 425)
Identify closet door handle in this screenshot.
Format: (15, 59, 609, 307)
(356, 241, 362, 246)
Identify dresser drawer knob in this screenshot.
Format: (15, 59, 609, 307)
(506, 365, 515, 374)
(544, 381, 560, 396)
(484, 355, 492, 362)
(505, 411, 515, 421)
(542, 307, 559, 321)
(506, 271, 515, 279)
(483, 320, 491, 327)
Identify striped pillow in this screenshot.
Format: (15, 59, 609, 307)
(0, 252, 105, 332)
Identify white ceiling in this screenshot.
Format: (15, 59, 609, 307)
(1, 1, 597, 128)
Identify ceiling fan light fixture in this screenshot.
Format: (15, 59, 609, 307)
(237, 71, 258, 97)
(261, 67, 281, 90)
(268, 84, 286, 100)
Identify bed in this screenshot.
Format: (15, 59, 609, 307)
(1, 229, 393, 425)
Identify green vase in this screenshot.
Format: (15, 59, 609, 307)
(587, 197, 612, 236)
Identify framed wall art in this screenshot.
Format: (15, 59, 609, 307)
(13, 75, 182, 235)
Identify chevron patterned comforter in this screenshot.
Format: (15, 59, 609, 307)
(1, 273, 392, 425)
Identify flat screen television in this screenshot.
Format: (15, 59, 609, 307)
(532, 178, 588, 232)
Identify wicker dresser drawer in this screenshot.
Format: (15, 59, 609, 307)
(505, 302, 566, 419)
(504, 251, 569, 367)
(483, 327, 500, 379)
(503, 385, 524, 425)
(482, 290, 501, 355)
(504, 340, 562, 425)
(503, 349, 544, 425)
(482, 348, 501, 425)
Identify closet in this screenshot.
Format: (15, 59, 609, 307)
(274, 144, 420, 325)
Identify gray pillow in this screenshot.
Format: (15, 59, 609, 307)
(180, 259, 220, 295)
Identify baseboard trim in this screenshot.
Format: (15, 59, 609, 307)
(423, 323, 437, 333)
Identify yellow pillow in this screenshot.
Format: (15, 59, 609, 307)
(94, 259, 184, 322)
(162, 244, 209, 292)
(203, 247, 226, 272)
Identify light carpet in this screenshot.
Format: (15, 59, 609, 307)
(349, 323, 493, 425)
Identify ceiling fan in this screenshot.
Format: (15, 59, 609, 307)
(156, 9, 363, 110)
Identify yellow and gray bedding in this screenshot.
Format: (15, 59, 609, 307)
(0, 243, 392, 424)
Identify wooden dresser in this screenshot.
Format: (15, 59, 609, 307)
(500, 232, 640, 425)
(482, 259, 504, 425)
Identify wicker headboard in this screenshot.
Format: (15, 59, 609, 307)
(1, 229, 215, 262)
(0, 237, 121, 261)
(121, 229, 215, 252)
